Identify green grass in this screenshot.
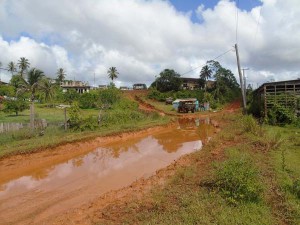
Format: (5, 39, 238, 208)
(0, 104, 99, 123)
(96, 113, 300, 225)
(0, 116, 170, 158)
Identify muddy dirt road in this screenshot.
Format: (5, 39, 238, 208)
(0, 117, 215, 225)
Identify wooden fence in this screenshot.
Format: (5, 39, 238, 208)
(0, 119, 47, 133)
(0, 123, 25, 133)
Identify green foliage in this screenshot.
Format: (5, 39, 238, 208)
(214, 151, 263, 205)
(97, 87, 121, 106)
(80, 115, 98, 131)
(10, 75, 26, 89)
(101, 110, 146, 126)
(155, 69, 182, 92)
(3, 98, 29, 115)
(266, 104, 295, 125)
(240, 115, 261, 135)
(79, 92, 97, 109)
(0, 85, 15, 96)
(68, 102, 82, 130)
(292, 178, 300, 199)
(63, 89, 80, 104)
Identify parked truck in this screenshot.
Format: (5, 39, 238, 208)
(177, 100, 196, 113)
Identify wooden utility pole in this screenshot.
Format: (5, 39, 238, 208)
(242, 68, 249, 104)
(234, 44, 246, 113)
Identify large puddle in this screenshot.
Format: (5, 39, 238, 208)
(0, 117, 215, 224)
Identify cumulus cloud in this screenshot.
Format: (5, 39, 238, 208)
(0, 0, 299, 87)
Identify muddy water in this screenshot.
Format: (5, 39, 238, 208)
(0, 118, 214, 224)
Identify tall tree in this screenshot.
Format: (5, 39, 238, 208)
(200, 65, 212, 92)
(17, 68, 44, 128)
(107, 67, 119, 82)
(56, 68, 66, 84)
(18, 57, 30, 78)
(7, 61, 17, 75)
(155, 69, 182, 92)
(39, 78, 56, 106)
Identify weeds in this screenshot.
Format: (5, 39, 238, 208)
(292, 179, 300, 199)
(213, 150, 263, 205)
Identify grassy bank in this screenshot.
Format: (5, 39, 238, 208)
(96, 114, 300, 224)
(0, 96, 172, 158)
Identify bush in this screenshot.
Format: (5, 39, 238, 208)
(240, 115, 261, 135)
(266, 104, 295, 125)
(214, 152, 263, 205)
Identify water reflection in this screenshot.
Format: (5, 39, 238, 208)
(0, 117, 214, 199)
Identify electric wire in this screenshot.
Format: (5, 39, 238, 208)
(181, 48, 234, 76)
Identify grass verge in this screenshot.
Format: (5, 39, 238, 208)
(94, 114, 300, 225)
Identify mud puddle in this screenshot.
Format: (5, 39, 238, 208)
(0, 117, 214, 224)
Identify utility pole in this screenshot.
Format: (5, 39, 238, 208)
(234, 43, 246, 113)
(242, 68, 249, 104)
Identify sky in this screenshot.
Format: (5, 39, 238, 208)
(0, 0, 300, 88)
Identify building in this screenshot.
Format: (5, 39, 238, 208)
(254, 79, 300, 117)
(133, 83, 147, 90)
(0, 81, 8, 85)
(61, 81, 90, 93)
(180, 78, 215, 90)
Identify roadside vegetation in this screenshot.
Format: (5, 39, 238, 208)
(95, 113, 300, 225)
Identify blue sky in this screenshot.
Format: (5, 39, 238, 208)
(169, 0, 262, 22)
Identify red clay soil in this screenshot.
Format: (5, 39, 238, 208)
(0, 96, 238, 225)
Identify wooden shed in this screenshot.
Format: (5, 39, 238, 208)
(254, 79, 300, 117)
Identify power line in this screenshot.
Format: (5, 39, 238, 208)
(181, 48, 234, 76)
(235, 0, 239, 43)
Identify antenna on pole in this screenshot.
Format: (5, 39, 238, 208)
(234, 43, 246, 113)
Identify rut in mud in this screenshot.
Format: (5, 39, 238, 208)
(0, 117, 216, 225)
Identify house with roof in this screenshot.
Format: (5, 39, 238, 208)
(61, 80, 90, 94)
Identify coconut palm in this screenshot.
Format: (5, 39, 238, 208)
(18, 57, 30, 78)
(56, 68, 66, 84)
(107, 67, 119, 82)
(7, 61, 17, 75)
(39, 78, 56, 106)
(200, 65, 212, 92)
(17, 68, 44, 128)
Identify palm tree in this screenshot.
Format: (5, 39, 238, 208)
(18, 57, 30, 78)
(7, 61, 17, 75)
(200, 65, 212, 92)
(17, 68, 44, 128)
(107, 67, 119, 82)
(39, 78, 56, 107)
(56, 68, 66, 84)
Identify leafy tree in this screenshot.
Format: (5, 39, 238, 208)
(7, 62, 17, 75)
(3, 98, 29, 116)
(107, 67, 119, 82)
(10, 75, 26, 89)
(18, 57, 30, 78)
(63, 89, 80, 104)
(155, 69, 182, 92)
(200, 60, 240, 103)
(79, 92, 97, 109)
(56, 68, 66, 84)
(200, 65, 212, 92)
(0, 85, 15, 96)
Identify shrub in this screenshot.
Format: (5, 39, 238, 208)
(266, 104, 295, 125)
(214, 152, 263, 205)
(240, 115, 261, 135)
(68, 102, 82, 130)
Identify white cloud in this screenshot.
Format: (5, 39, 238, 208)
(0, 0, 300, 87)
